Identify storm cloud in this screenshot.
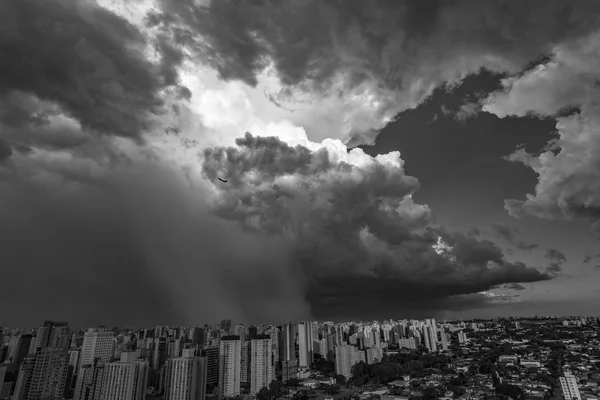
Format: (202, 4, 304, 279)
(4, 0, 594, 326)
(152, 0, 600, 146)
(0, 141, 311, 327)
(0, 0, 180, 142)
(202, 134, 551, 320)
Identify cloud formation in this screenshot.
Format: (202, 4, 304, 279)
(0, 0, 181, 142)
(545, 248, 567, 274)
(483, 30, 600, 238)
(151, 0, 600, 146)
(491, 223, 539, 250)
(202, 133, 551, 320)
(0, 140, 312, 327)
(5, 0, 594, 325)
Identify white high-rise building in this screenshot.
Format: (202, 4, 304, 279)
(164, 350, 207, 400)
(422, 322, 437, 353)
(79, 330, 115, 373)
(250, 336, 273, 394)
(297, 322, 314, 368)
(219, 336, 242, 398)
(559, 372, 581, 400)
(334, 345, 357, 379)
(99, 353, 148, 400)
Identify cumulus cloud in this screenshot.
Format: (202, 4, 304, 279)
(201, 134, 551, 320)
(4, 0, 591, 325)
(0, 0, 181, 142)
(142, 0, 600, 146)
(483, 30, 600, 238)
(491, 223, 539, 250)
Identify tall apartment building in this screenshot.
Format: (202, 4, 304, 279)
(201, 345, 219, 394)
(218, 336, 242, 398)
(297, 322, 314, 368)
(422, 323, 437, 353)
(6, 334, 32, 376)
(560, 372, 582, 400)
(334, 345, 357, 380)
(79, 330, 115, 373)
(220, 320, 232, 334)
(164, 349, 207, 400)
(249, 335, 273, 394)
(73, 359, 104, 400)
(34, 321, 69, 350)
(13, 347, 70, 400)
(240, 339, 251, 386)
(99, 353, 148, 400)
(63, 348, 81, 397)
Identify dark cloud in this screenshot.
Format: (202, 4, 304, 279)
(545, 248, 567, 275)
(499, 283, 527, 291)
(0, 0, 180, 141)
(583, 253, 600, 264)
(0, 141, 310, 327)
(0, 138, 12, 163)
(546, 248, 567, 263)
(491, 223, 539, 250)
(202, 134, 551, 320)
(154, 0, 600, 145)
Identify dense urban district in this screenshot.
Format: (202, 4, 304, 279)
(0, 317, 599, 400)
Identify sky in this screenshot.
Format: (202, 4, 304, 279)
(1, 0, 600, 328)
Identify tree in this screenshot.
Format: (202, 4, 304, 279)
(285, 378, 300, 388)
(324, 384, 341, 395)
(422, 387, 438, 400)
(334, 374, 347, 386)
(496, 383, 524, 399)
(257, 387, 273, 400)
(269, 380, 284, 397)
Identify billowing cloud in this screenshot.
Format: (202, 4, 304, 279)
(3, 0, 591, 326)
(202, 134, 551, 320)
(0, 0, 181, 142)
(491, 223, 539, 250)
(150, 0, 600, 146)
(483, 30, 600, 238)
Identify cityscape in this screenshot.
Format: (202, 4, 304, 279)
(3, 0, 600, 400)
(1, 317, 599, 400)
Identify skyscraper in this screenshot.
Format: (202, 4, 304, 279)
(249, 335, 273, 394)
(201, 346, 219, 394)
(79, 330, 115, 374)
(73, 358, 104, 400)
(297, 322, 314, 368)
(34, 321, 69, 351)
(99, 353, 148, 400)
(164, 350, 207, 400)
(218, 336, 241, 398)
(220, 321, 232, 334)
(334, 345, 357, 379)
(13, 347, 70, 400)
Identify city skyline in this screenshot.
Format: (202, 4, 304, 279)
(2, 0, 600, 328)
